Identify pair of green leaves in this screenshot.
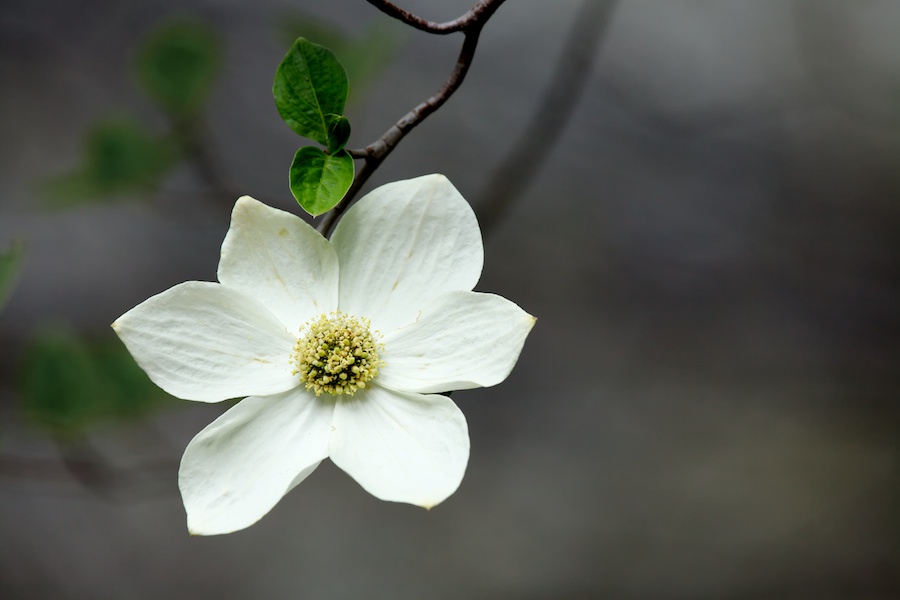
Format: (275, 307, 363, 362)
(274, 38, 354, 216)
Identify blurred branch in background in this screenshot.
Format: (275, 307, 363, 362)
(0, 438, 177, 500)
(477, 0, 620, 236)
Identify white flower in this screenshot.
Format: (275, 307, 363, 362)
(112, 174, 535, 535)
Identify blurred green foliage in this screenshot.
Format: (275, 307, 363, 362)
(277, 15, 404, 103)
(43, 118, 178, 206)
(136, 21, 223, 119)
(0, 240, 25, 313)
(44, 20, 221, 208)
(19, 327, 176, 436)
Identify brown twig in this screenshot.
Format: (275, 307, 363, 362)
(365, 0, 504, 34)
(316, 0, 507, 236)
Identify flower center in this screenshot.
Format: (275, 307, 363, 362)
(291, 311, 382, 396)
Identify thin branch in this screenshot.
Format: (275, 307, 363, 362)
(0, 446, 177, 499)
(170, 115, 258, 208)
(317, 1, 505, 235)
(366, 0, 505, 34)
(476, 0, 620, 237)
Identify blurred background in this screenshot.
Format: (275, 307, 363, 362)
(1, 0, 898, 598)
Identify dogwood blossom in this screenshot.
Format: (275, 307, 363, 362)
(113, 174, 534, 535)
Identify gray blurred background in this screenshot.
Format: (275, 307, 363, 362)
(1, 0, 898, 598)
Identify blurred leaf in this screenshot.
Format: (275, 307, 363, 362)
(289, 146, 354, 216)
(91, 342, 174, 419)
(135, 21, 222, 118)
(20, 328, 96, 433)
(19, 327, 175, 436)
(43, 118, 178, 206)
(0, 240, 25, 313)
(325, 114, 351, 154)
(277, 16, 404, 102)
(273, 37, 349, 145)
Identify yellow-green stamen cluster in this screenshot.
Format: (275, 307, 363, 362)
(291, 311, 382, 396)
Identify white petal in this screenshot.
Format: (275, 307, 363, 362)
(113, 281, 297, 402)
(217, 196, 339, 332)
(179, 388, 333, 536)
(329, 385, 469, 508)
(378, 291, 536, 393)
(330, 174, 483, 332)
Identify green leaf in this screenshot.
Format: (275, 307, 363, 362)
(136, 21, 222, 118)
(289, 146, 354, 216)
(0, 240, 25, 313)
(19, 327, 176, 436)
(274, 38, 349, 145)
(325, 114, 351, 154)
(43, 118, 177, 206)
